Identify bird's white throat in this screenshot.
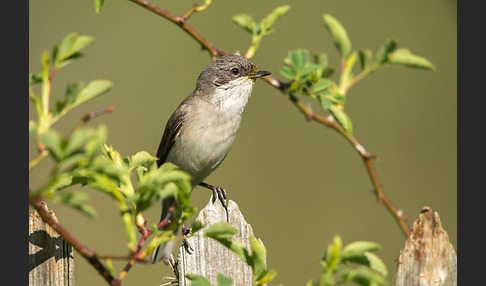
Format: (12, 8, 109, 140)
(213, 76, 254, 118)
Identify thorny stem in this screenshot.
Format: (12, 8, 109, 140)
(125, 0, 410, 237)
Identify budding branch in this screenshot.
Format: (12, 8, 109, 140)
(127, 0, 410, 237)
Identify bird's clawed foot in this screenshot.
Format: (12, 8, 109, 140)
(199, 181, 227, 210)
(181, 224, 194, 255)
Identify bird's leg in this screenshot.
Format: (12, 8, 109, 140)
(181, 224, 193, 254)
(199, 181, 227, 210)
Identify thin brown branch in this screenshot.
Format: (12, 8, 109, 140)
(70, 105, 114, 136)
(29, 195, 121, 286)
(275, 85, 410, 237)
(126, 0, 410, 238)
(128, 0, 227, 60)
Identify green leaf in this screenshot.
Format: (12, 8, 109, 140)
(205, 222, 238, 239)
(62, 82, 85, 110)
(54, 190, 97, 218)
(216, 273, 234, 286)
(323, 14, 352, 59)
(259, 5, 290, 35)
(359, 49, 373, 70)
(363, 251, 388, 278)
(102, 143, 123, 164)
(40, 129, 63, 161)
(341, 241, 382, 259)
(63, 127, 95, 157)
(129, 151, 158, 170)
(387, 48, 435, 70)
(85, 124, 107, 156)
(94, 0, 105, 15)
(137, 181, 178, 212)
(29, 73, 43, 85)
(289, 50, 303, 70)
(329, 105, 353, 134)
(250, 237, 267, 280)
(29, 120, 37, 134)
(256, 270, 277, 285)
(314, 53, 328, 67)
(317, 92, 333, 110)
(345, 267, 387, 286)
(205, 222, 250, 264)
(186, 274, 212, 286)
(75, 79, 112, 106)
(54, 80, 111, 120)
(298, 49, 310, 68)
(190, 220, 205, 234)
(232, 14, 257, 34)
(299, 64, 319, 77)
(135, 162, 192, 211)
(89, 155, 127, 183)
(36, 172, 74, 196)
(138, 164, 191, 194)
(286, 49, 314, 77)
(323, 235, 342, 270)
(376, 39, 398, 65)
(279, 65, 296, 80)
(54, 33, 94, 69)
(341, 51, 357, 84)
(311, 79, 332, 93)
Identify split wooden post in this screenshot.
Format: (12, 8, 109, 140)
(29, 201, 75, 286)
(177, 196, 263, 285)
(396, 206, 457, 286)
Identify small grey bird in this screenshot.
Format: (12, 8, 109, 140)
(149, 54, 271, 264)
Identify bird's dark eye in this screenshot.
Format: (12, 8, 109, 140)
(230, 67, 239, 75)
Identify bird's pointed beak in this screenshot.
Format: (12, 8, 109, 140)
(249, 70, 271, 79)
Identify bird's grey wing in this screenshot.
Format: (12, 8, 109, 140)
(149, 100, 190, 264)
(156, 101, 188, 167)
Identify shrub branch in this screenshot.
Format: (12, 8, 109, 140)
(126, 0, 410, 237)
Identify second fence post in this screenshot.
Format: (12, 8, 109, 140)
(177, 196, 264, 285)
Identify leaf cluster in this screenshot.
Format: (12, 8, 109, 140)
(187, 222, 277, 286)
(29, 33, 194, 255)
(232, 5, 290, 58)
(279, 14, 435, 134)
(307, 236, 388, 286)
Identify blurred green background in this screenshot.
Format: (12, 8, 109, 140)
(29, 0, 457, 285)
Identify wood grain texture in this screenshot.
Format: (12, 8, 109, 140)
(396, 206, 457, 286)
(29, 202, 75, 286)
(178, 197, 262, 285)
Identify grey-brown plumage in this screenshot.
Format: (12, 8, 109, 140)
(149, 55, 270, 264)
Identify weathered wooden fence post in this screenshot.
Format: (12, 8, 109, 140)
(177, 196, 263, 285)
(396, 206, 457, 286)
(29, 201, 75, 286)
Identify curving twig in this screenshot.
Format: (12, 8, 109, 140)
(70, 105, 114, 136)
(127, 0, 410, 237)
